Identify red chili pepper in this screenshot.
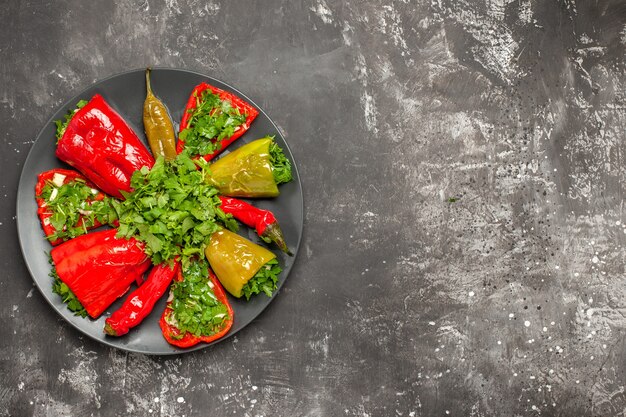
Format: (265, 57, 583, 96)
(55, 94, 154, 199)
(219, 196, 292, 255)
(177, 82, 259, 162)
(51, 229, 151, 319)
(35, 169, 107, 246)
(104, 260, 180, 336)
(159, 267, 233, 348)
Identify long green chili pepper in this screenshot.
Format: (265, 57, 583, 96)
(143, 68, 177, 161)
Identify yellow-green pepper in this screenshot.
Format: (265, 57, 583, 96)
(205, 229, 276, 298)
(206, 137, 279, 198)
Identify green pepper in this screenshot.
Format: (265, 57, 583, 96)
(206, 137, 281, 197)
(143, 68, 177, 161)
(205, 229, 277, 298)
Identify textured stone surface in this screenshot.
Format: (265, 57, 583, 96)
(1, 1, 626, 416)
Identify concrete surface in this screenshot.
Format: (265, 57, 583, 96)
(1, 0, 625, 416)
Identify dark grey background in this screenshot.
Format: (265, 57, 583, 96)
(1, 1, 625, 416)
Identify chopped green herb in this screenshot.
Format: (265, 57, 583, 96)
(49, 258, 87, 317)
(269, 140, 292, 185)
(447, 197, 459, 203)
(54, 100, 88, 142)
(179, 89, 247, 157)
(167, 259, 230, 339)
(113, 154, 237, 266)
(241, 258, 281, 300)
(39, 178, 117, 242)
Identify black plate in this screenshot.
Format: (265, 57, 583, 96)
(16, 68, 303, 355)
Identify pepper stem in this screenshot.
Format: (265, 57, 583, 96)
(145, 68, 153, 96)
(104, 322, 118, 337)
(262, 223, 293, 256)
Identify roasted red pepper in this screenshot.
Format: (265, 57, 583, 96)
(35, 169, 109, 246)
(218, 196, 291, 255)
(159, 263, 233, 348)
(56, 94, 154, 199)
(104, 260, 180, 336)
(177, 82, 259, 161)
(50, 229, 151, 318)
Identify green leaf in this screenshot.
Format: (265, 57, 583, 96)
(241, 258, 282, 300)
(49, 262, 87, 317)
(269, 140, 293, 185)
(114, 153, 228, 265)
(180, 89, 248, 158)
(54, 100, 88, 142)
(167, 259, 230, 338)
(39, 176, 117, 243)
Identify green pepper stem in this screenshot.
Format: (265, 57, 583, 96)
(103, 322, 118, 336)
(145, 68, 153, 96)
(262, 223, 293, 256)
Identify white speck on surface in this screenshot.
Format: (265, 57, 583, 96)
(177, 397, 185, 403)
(592, 256, 599, 264)
(524, 321, 530, 327)
(310, 0, 334, 25)
(468, 291, 475, 297)
(57, 347, 101, 408)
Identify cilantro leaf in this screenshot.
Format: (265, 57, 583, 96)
(179, 89, 247, 157)
(39, 177, 117, 242)
(241, 258, 282, 300)
(269, 140, 292, 185)
(167, 259, 230, 338)
(49, 259, 87, 318)
(115, 155, 236, 265)
(54, 100, 88, 142)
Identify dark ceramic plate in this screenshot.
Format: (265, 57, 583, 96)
(16, 68, 303, 355)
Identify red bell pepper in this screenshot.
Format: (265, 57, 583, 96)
(177, 82, 259, 161)
(35, 169, 108, 246)
(159, 266, 233, 348)
(50, 229, 151, 319)
(218, 196, 291, 255)
(104, 260, 180, 336)
(55, 94, 154, 199)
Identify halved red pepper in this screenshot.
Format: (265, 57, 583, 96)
(104, 260, 180, 336)
(50, 229, 151, 319)
(35, 169, 108, 246)
(55, 94, 154, 199)
(218, 196, 291, 255)
(177, 82, 259, 162)
(159, 266, 233, 348)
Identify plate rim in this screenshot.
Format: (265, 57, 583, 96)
(16, 67, 304, 355)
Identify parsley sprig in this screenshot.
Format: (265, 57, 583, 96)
(40, 179, 117, 242)
(55, 100, 88, 141)
(113, 154, 237, 266)
(48, 256, 87, 317)
(167, 259, 230, 339)
(241, 258, 282, 300)
(178, 89, 247, 157)
(269, 140, 293, 185)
